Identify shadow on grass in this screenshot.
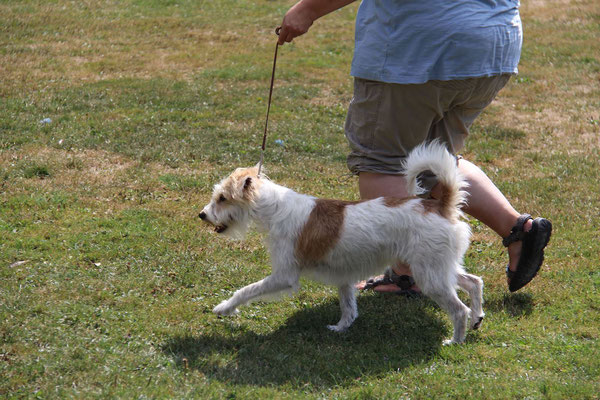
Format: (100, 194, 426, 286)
(162, 295, 447, 388)
(485, 292, 534, 317)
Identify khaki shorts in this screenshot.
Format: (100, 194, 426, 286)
(345, 75, 511, 175)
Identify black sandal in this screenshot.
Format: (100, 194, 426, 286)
(362, 269, 422, 298)
(503, 214, 553, 292)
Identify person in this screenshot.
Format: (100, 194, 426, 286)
(277, 0, 552, 294)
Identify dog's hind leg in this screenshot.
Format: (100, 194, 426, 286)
(327, 284, 358, 332)
(423, 283, 470, 345)
(213, 274, 298, 316)
(457, 272, 485, 330)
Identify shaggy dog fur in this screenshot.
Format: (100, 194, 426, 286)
(199, 142, 484, 344)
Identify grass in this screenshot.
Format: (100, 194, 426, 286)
(1, 0, 599, 398)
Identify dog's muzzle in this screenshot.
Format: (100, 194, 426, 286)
(199, 211, 228, 233)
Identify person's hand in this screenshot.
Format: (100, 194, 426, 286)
(277, 2, 316, 45)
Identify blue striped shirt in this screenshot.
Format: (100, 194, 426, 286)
(350, 0, 523, 84)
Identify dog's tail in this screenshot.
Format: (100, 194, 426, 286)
(403, 140, 468, 222)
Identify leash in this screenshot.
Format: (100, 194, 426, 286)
(257, 27, 281, 177)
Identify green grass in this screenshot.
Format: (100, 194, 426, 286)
(1, 0, 599, 398)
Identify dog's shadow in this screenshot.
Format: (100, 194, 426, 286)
(162, 295, 449, 388)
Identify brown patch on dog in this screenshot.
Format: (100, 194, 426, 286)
(435, 182, 455, 220)
(421, 199, 443, 216)
(296, 199, 359, 263)
(382, 196, 417, 208)
(382, 195, 454, 220)
(419, 181, 461, 221)
(384, 195, 447, 216)
(384, 195, 448, 218)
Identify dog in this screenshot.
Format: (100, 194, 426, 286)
(199, 142, 484, 344)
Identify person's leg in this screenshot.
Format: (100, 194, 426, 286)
(437, 159, 532, 274)
(358, 172, 409, 199)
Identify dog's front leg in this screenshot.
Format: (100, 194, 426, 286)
(327, 284, 358, 332)
(213, 274, 296, 316)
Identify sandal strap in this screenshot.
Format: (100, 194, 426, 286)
(506, 264, 516, 279)
(385, 270, 416, 291)
(502, 214, 532, 247)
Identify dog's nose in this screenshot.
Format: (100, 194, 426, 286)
(199, 211, 207, 220)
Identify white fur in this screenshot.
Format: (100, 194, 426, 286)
(200, 142, 484, 344)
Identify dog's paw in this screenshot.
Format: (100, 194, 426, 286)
(471, 315, 484, 330)
(213, 301, 238, 316)
(326, 324, 348, 333)
(442, 338, 464, 346)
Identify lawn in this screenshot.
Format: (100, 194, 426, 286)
(1, 0, 599, 398)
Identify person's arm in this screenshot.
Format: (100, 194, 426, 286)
(277, 0, 357, 45)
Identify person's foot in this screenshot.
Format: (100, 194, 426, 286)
(506, 218, 533, 284)
(503, 214, 553, 292)
(356, 269, 422, 296)
(356, 277, 420, 293)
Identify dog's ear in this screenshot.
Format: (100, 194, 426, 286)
(243, 176, 252, 191)
(234, 176, 253, 200)
(241, 175, 260, 202)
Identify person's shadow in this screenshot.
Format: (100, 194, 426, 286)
(485, 292, 534, 317)
(162, 295, 451, 388)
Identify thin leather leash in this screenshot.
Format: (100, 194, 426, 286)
(258, 27, 282, 177)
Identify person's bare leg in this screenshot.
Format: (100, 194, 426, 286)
(453, 159, 532, 275)
(428, 159, 531, 277)
(357, 172, 410, 199)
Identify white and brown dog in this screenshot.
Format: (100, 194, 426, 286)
(199, 142, 484, 344)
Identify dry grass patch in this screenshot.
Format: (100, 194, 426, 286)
(0, 145, 217, 214)
(473, 0, 600, 152)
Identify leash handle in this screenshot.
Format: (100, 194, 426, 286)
(258, 27, 281, 177)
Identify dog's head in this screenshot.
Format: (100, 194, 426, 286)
(199, 165, 262, 239)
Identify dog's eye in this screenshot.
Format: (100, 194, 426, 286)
(218, 194, 227, 203)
